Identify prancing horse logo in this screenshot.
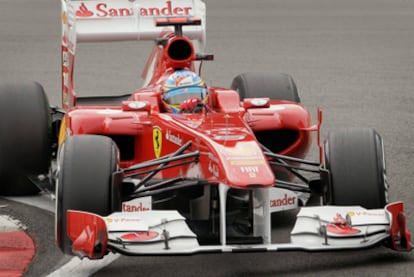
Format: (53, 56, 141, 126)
(153, 126, 162, 158)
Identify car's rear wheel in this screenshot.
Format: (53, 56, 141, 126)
(0, 82, 50, 195)
(231, 72, 301, 181)
(231, 72, 300, 103)
(323, 127, 388, 209)
(56, 135, 121, 255)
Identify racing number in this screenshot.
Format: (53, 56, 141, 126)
(153, 126, 162, 158)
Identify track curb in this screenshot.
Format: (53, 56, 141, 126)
(0, 215, 35, 277)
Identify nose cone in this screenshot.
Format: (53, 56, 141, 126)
(218, 141, 275, 189)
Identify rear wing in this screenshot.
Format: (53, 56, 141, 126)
(60, 0, 206, 109)
(61, 0, 206, 47)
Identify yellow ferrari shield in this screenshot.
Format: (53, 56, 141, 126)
(153, 126, 162, 158)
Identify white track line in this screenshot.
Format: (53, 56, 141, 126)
(47, 253, 120, 277)
(0, 214, 26, 232)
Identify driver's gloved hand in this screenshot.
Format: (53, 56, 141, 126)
(180, 97, 203, 113)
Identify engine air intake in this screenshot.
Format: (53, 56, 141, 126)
(167, 38, 193, 61)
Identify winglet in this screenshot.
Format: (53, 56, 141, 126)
(385, 202, 412, 251)
(67, 210, 108, 259)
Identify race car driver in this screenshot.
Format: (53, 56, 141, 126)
(162, 69, 207, 113)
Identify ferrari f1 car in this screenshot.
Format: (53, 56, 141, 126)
(0, 0, 411, 259)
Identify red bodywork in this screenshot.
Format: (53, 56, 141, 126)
(60, 18, 318, 190)
(58, 14, 411, 260)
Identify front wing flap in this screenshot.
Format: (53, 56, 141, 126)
(66, 202, 411, 259)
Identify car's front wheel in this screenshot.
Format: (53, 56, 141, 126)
(323, 127, 388, 209)
(55, 135, 121, 255)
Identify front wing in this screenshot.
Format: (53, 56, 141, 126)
(66, 202, 411, 259)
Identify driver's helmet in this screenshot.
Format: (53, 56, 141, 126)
(162, 70, 207, 113)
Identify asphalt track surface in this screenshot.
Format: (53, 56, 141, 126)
(1, 0, 414, 276)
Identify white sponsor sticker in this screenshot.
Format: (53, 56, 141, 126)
(269, 188, 298, 213)
(122, 196, 152, 212)
(104, 213, 149, 232)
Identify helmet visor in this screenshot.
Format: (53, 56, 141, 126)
(163, 86, 207, 105)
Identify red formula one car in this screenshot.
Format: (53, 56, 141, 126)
(0, 0, 411, 259)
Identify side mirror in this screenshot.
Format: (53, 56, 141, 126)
(122, 101, 151, 113)
(243, 98, 270, 110)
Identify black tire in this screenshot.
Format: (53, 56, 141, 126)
(231, 72, 300, 103)
(323, 127, 388, 209)
(0, 82, 50, 195)
(56, 135, 120, 255)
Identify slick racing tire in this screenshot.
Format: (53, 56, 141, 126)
(0, 82, 50, 195)
(231, 72, 300, 103)
(323, 127, 388, 209)
(231, 72, 300, 180)
(56, 135, 121, 255)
